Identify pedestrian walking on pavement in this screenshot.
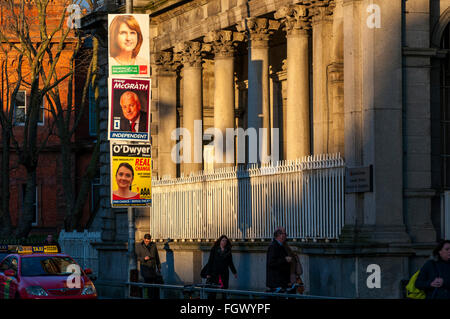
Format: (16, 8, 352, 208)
(275, 226, 304, 294)
(266, 227, 292, 294)
(415, 240, 450, 299)
(136, 234, 161, 299)
(205, 235, 237, 299)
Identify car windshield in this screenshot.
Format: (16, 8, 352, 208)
(21, 256, 77, 276)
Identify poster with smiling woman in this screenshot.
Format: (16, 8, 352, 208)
(111, 142, 152, 207)
(108, 14, 150, 77)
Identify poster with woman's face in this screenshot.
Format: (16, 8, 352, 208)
(108, 14, 150, 77)
(110, 142, 152, 207)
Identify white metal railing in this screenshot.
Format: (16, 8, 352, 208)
(149, 154, 345, 241)
(59, 230, 101, 275)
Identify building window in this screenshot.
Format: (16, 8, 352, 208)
(14, 91, 26, 125)
(14, 91, 45, 126)
(89, 85, 97, 136)
(22, 184, 38, 226)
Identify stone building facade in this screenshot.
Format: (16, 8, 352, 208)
(89, 0, 450, 298)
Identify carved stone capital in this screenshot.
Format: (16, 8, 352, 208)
(275, 4, 312, 36)
(174, 41, 206, 68)
(310, 0, 335, 25)
(154, 51, 179, 73)
(237, 18, 280, 48)
(203, 30, 245, 58)
(328, 62, 344, 84)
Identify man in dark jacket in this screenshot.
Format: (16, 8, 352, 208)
(266, 228, 292, 292)
(136, 234, 161, 299)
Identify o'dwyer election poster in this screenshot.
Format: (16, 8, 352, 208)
(110, 142, 152, 207)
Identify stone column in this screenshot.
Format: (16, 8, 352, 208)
(175, 41, 204, 175)
(311, 0, 335, 155)
(204, 30, 244, 168)
(155, 51, 178, 179)
(329, 0, 344, 155)
(275, 5, 312, 160)
(238, 18, 279, 163)
(328, 62, 344, 154)
(342, 0, 409, 243)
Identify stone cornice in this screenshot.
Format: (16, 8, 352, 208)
(203, 30, 245, 58)
(152, 0, 298, 51)
(145, 239, 429, 257)
(403, 188, 437, 198)
(403, 47, 448, 58)
(147, 0, 208, 21)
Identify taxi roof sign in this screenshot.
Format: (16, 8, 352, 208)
(18, 246, 33, 254)
(43, 245, 59, 254)
(17, 244, 60, 254)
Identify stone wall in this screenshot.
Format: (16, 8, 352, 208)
(94, 240, 436, 299)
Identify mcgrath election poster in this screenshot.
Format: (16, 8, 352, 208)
(108, 14, 150, 77)
(111, 142, 152, 207)
(108, 77, 151, 141)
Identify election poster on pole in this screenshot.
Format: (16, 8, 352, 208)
(108, 77, 151, 142)
(110, 142, 152, 207)
(108, 14, 150, 77)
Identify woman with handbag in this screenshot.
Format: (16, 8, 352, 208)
(415, 240, 450, 299)
(277, 226, 305, 294)
(205, 235, 238, 299)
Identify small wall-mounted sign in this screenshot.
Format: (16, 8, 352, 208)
(345, 165, 373, 193)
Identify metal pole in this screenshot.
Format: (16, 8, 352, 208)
(125, 0, 136, 299)
(126, 0, 133, 14)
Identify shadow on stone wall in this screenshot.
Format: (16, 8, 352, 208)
(161, 241, 183, 285)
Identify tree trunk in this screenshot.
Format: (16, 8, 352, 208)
(14, 87, 42, 238)
(60, 138, 75, 231)
(0, 127, 13, 237)
(70, 139, 101, 230)
(60, 36, 100, 231)
(14, 170, 37, 238)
